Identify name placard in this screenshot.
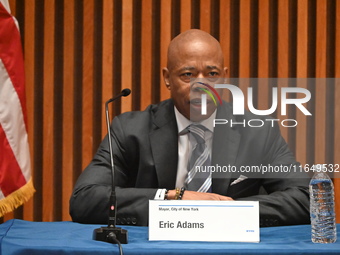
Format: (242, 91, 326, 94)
(149, 200, 259, 242)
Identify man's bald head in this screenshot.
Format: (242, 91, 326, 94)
(162, 29, 227, 122)
(167, 29, 224, 71)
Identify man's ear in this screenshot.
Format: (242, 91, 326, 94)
(162, 67, 171, 90)
(223, 67, 228, 77)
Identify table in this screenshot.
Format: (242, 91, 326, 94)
(1, 219, 339, 254)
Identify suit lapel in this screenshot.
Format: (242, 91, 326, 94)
(148, 100, 241, 193)
(149, 100, 178, 189)
(211, 102, 241, 195)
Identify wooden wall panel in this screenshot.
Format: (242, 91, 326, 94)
(238, 0, 250, 80)
(141, 0, 152, 110)
(277, 0, 289, 141)
(121, 0, 133, 113)
(219, 0, 230, 69)
(200, 0, 211, 33)
(295, 0, 308, 166)
(42, 0, 55, 222)
(62, 0, 75, 221)
(102, 0, 113, 136)
(160, 0, 171, 101)
(258, 0, 269, 78)
(314, 1, 327, 165)
(257, 0, 269, 117)
(82, 0, 94, 170)
(335, 79, 340, 219)
(219, 0, 230, 102)
(22, 0, 35, 222)
(2, 0, 340, 224)
(180, 0, 191, 32)
(334, 0, 340, 222)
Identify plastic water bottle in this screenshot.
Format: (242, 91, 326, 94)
(309, 165, 337, 243)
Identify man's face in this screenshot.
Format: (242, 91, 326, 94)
(163, 40, 227, 122)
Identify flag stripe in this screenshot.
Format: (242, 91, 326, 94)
(0, 59, 31, 182)
(0, 2, 28, 129)
(0, 2, 31, 182)
(0, 124, 26, 197)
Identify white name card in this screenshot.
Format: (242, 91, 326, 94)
(149, 200, 259, 242)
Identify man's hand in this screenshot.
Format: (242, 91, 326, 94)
(167, 190, 233, 201)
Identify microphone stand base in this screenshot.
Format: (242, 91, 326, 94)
(93, 227, 128, 244)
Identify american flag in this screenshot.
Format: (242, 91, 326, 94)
(0, 0, 35, 217)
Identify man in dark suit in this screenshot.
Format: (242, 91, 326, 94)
(70, 29, 310, 227)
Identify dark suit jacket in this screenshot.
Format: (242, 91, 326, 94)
(70, 99, 310, 227)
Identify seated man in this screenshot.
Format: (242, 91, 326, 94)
(70, 29, 310, 227)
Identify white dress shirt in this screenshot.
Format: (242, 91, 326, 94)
(154, 106, 216, 200)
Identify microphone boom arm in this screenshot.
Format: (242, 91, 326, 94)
(93, 89, 130, 244)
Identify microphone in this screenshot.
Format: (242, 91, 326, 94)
(93, 88, 130, 245)
(106, 88, 131, 104)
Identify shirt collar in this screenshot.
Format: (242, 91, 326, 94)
(174, 106, 216, 134)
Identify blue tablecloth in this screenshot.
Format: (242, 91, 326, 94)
(1, 219, 340, 254)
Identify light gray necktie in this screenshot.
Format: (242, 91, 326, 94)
(185, 124, 212, 192)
